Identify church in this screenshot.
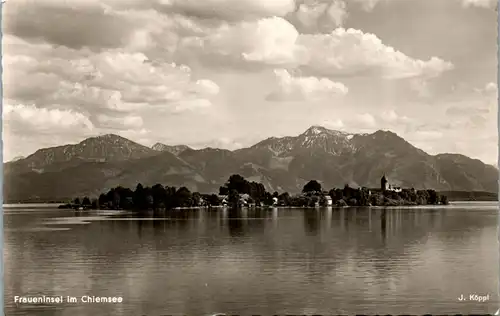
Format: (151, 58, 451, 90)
(380, 174, 402, 192)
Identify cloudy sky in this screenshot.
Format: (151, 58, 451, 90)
(2, 0, 498, 164)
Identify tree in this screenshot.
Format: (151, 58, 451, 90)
(175, 187, 192, 207)
(112, 190, 121, 209)
(191, 192, 202, 207)
(427, 189, 438, 205)
(439, 194, 449, 205)
(219, 186, 229, 195)
(98, 193, 107, 208)
(302, 180, 322, 194)
(82, 197, 91, 206)
(151, 184, 167, 209)
(226, 174, 251, 194)
(73, 197, 81, 205)
(263, 192, 274, 206)
(249, 181, 266, 201)
(319, 195, 328, 207)
(228, 189, 240, 208)
(206, 194, 220, 207)
(278, 192, 290, 206)
(133, 183, 147, 210)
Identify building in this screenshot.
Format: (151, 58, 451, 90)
(325, 195, 333, 206)
(381, 174, 402, 192)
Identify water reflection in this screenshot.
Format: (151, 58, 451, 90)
(227, 209, 245, 237)
(381, 209, 387, 241)
(4, 203, 499, 315)
(303, 209, 320, 235)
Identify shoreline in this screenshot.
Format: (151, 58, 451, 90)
(54, 202, 490, 212)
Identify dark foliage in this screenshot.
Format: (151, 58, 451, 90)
(74, 174, 449, 211)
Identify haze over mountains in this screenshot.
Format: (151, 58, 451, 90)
(4, 126, 498, 202)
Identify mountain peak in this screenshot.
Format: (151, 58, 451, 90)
(151, 143, 190, 155)
(81, 134, 132, 144)
(152, 142, 167, 151)
(303, 125, 330, 135)
(302, 125, 349, 138)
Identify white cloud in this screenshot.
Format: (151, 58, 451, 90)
(3, 104, 94, 134)
(96, 114, 144, 129)
(328, 110, 414, 133)
(163, 0, 296, 20)
(322, 118, 345, 129)
(172, 99, 213, 113)
(380, 110, 411, 124)
(484, 82, 497, 92)
(267, 69, 348, 101)
(298, 28, 454, 79)
(179, 19, 453, 81)
(356, 113, 377, 127)
(179, 17, 303, 67)
(410, 79, 432, 98)
(4, 37, 219, 117)
(185, 137, 244, 150)
(474, 81, 498, 95)
(195, 79, 221, 95)
(412, 130, 444, 140)
(350, 0, 384, 11)
(292, 0, 348, 32)
(462, 0, 497, 8)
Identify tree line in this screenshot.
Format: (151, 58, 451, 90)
(63, 174, 448, 210)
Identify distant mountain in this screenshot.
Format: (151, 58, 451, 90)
(151, 143, 191, 156)
(4, 134, 158, 175)
(4, 127, 498, 202)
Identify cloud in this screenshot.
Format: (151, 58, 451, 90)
(3, 104, 94, 134)
(178, 17, 302, 68)
(267, 69, 348, 101)
(409, 79, 432, 98)
(179, 18, 453, 80)
(3, 0, 137, 51)
(4, 36, 219, 118)
(5, 1, 453, 82)
(462, 0, 497, 8)
(412, 130, 444, 141)
(356, 113, 377, 127)
(350, 0, 384, 11)
(96, 114, 144, 129)
(290, 0, 348, 33)
(322, 119, 345, 129)
(171, 99, 213, 113)
(474, 81, 497, 95)
(298, 28, 454, 79)
(162, 0, 296, 20)
(322, 110, 414, 133)
(379, 110, 411, 123)
(446, 83, 497, 121)
(195, 79, 221, 95)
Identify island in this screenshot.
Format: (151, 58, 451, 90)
(59, 174, 449, 210)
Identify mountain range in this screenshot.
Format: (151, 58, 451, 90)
(4, 126, 498, 202)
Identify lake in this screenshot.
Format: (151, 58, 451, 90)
(4, 202, 499, 315)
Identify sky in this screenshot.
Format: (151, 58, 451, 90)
(2, 0, 498, 164)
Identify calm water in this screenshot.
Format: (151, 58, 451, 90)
(4, 202, 500, 315)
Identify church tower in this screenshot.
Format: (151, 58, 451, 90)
(381, 174, 388, 191)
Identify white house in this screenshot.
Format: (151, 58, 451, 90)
(325, 196, 333, 206)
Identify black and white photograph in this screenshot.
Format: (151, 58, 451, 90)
(2, 0, 499, 315)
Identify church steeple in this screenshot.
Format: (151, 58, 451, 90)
(381, 174, 388, 191)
